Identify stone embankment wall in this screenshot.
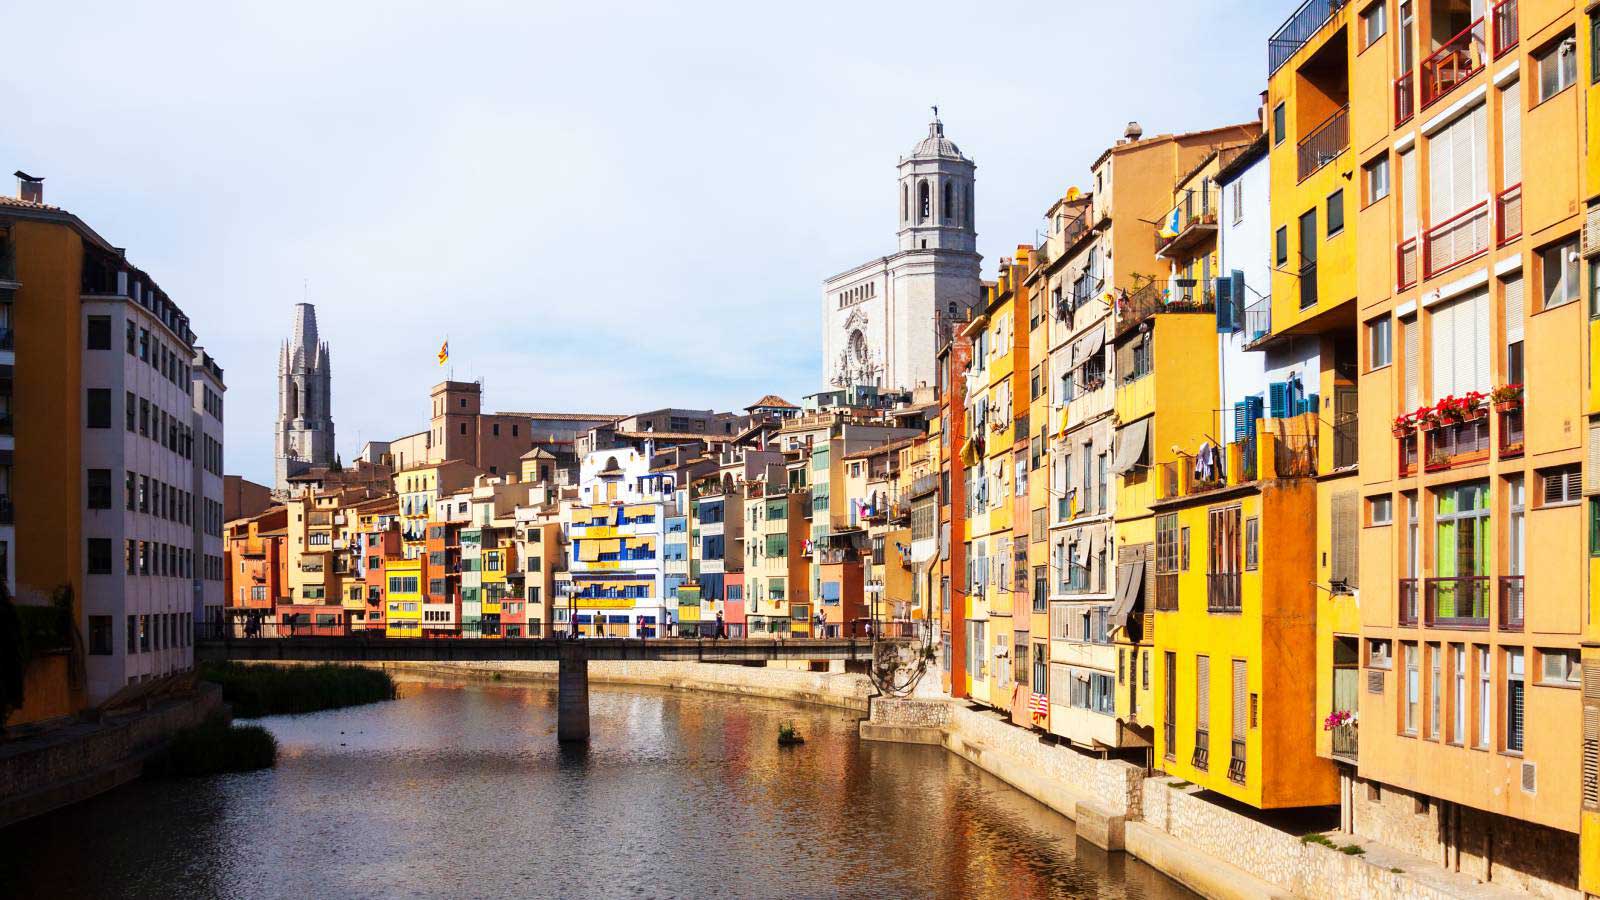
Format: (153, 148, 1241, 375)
(0, 684, 225, 828)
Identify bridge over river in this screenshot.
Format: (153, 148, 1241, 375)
(196, 633, 889, 742)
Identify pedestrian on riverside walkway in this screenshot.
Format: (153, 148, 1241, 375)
(715, 611, 726, 640)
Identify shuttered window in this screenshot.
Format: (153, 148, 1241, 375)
(1504, 274, 1525, 344)
(1541, 465, 1583, 506)
(1402, 314, 1420, 410)
(1196, 655, 1211, 730)
(1427, 104, 1489, 224)
(1583, 662, 1600, 808)
(1399, 147, 1418, 238)
(1587, 422, 1600, 494)
(1231, 659, 1248, 741)
(1501, 81, 1522, 187)
(1429, 288, 1490, 400)
(1331, 490, 1359, 589)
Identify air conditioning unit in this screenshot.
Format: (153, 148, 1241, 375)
(1367, 669, 1385, 693)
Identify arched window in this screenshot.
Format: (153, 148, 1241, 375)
(918, 181, 930, 222)
(902, 185, 909, 222)
(942, 181, 953, 221)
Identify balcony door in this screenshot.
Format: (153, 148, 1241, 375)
(1434, 482, 1489, 620)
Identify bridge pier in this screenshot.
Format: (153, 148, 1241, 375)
(557, 642, 590, 743)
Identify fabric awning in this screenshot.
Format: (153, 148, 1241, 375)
(1110, 417, 1150, 475)
(1074, 325, 1105, 368)
(1109, 559, 1145, 628)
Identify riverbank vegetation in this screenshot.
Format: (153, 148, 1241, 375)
(150, 718, 277, 776)
(201, 662, 396, 717)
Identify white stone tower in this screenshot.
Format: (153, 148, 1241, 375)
(822, 112, 983, 392)
(274, 303, 336, 491)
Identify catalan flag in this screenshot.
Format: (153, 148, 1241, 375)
(437, 340, 449, 366)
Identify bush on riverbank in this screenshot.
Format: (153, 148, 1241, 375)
(150, 719, 277, 776)
(201, 662, 396, 717)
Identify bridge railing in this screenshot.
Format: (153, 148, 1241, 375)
(197, 612, 930, 644)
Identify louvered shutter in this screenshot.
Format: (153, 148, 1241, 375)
(1431, 302, 1455, 401)
(1196, 655, 1211, 729)
(1568, 468, 1585, 502)
(1470, 288, 1491, 394)
(1470, 104, 1489, 207)
(1305, 393, 1321, 417)
(1504, 275, 1525, 344)
(1331, 490, 1358, 588)
(1246, 396, 1264, 434)
(1430, 122, 1455, 223)
(1269, 382, 1289, 419)
(1215, 277, 1234, 332)
(1584, 203, 1600, 258)
(1583, 705, 1599, 808)
(1587, 424, 1600, 494)
(1501, 82, 1522, 186)
(1233, 402, 1249, 441)
(1232, 660, 1248, 742)
(1403, 315, 1421, 410)
(1400, 148, 1418, 238)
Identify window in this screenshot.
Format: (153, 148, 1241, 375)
(1536, 648, 1580, 686)
(1536, 34, 1577, 102)
(1428, 643, 1442, 739)
(1540, 465, 1582, 506)
(86, 388, 111, 428)
(1475, 645, 1491, 748)
(1429, 288, 1490, 400)
(1231, 181, 1244, 224)
(1541, 238, 1580, 309)
(1364, 154, 1390, 204)
(1403, 642, 1420, 733)
(87, 315, 112, 349)
(1272, 102, 1286, 145)
(87, 615, 112, 655)
(1244, 517, 1259, 570)
(86, 468, 112, 509)
(86, 537, 113, 574)
(1369, 494, 1393, 525)
(1368, 638, 1393, 669)
(1327, 189, 1345, 235)
(1593, 12, 1600, 84)
(1367, 316, 1392, 369)
(1361, 0, 1386, 47)
(1505, 647, 1525, 751)
(1274, 226, 1288, 265)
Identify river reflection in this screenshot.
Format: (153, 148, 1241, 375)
(0, 678, 1195, 899)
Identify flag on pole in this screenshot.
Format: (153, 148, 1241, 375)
(437, 341, 449, 366)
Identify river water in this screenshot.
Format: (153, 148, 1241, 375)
(1, 678, 1195, 899)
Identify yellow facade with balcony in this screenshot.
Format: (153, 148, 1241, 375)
(385, 557, 422, 637)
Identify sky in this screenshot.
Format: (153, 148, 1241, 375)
(2, 0, 1293, 484)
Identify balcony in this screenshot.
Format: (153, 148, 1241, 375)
(1228, 741, 1247, 784)
(1395, 72, 1415, 127)
(1399, 578, 1419, 625)
(1424, 415, 1490, 470)
(1424, 575, 1489, 629)
(1331, 723, 1359, 760)
(1423, 201, 1490, 279)
(1115, 281, 1212, 338)
(1207, 573, 1242, 613)
(1496, 184, 1521, 246)
(1299, 262, 1318, 309)
(1398, 432, 1419, 477)
(1332, 414, 1358, 470)
(1243, 296, 1272, 346)
(1498, 404, 1524, 457)
(1061, 563, 1102, 596)
(1155, 186, 1219, 259)
(1492, 0, 1517, 57)
(1498, 575, 1524, 632)
(1268, 0, 1349, 75)
(1421, 18, 1486, 111)
(1164, 722, 1176, 761)
(1297, 105, 1349, 182)
(1192, 729, 1210, 770)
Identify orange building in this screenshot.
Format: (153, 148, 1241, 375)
(222, 506, 288, 632)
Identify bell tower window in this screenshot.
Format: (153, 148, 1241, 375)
(942, 181, 953, 222)
(918, 180, 930, 223)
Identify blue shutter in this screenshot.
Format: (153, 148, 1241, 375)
(1268, 382, 1289, 419)
(1232, 402, 1249, 441)
(1304, 392, 1321, 417)
(1247, 395, 1264, 432)
(1230, 270, 1246, 332)
(1215, 277, 1234, 332)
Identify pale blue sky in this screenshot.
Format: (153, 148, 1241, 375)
(2, 0, 1293, 483)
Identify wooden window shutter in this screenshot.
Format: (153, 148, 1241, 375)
(1569, 468, 1585, 502)
(1196, 655, 1211, 729)
(1582, 705, 1599, 808)
(1331, 490, 1358, 589)
(1232, 659, 1248, 741)
(1504, 275, 1525, 345)
(1403, 315, 1420, 411)
(1587, 423, 1600, 494)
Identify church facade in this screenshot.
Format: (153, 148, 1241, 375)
(275, 302, 336, 491)
(822, 114, 983, 392)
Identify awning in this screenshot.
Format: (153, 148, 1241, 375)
(1110, 418, 1150, 475)
(1110, 559, 1145, 628)
(1074, 325, 1105, 368)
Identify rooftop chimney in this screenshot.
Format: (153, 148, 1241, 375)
(1123, 121, 1144, 142)
(13, 171, 42, 204)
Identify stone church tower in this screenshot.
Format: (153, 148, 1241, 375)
(822, 113, 983, 392)
(275, 303, 336, 491)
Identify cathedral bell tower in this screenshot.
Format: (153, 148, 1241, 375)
(274, 303, 336, 491)
(897, 111, 977, 254)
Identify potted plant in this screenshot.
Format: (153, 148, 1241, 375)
(1491, 383, 1524, 412)
(1414, 405, 1442, 432)
(1391, 412, 1414, 439)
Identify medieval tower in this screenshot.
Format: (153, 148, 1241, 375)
(275, 302, 336, 491)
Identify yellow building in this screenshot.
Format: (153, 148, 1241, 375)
(384, 556, 422, 637)
(1271, 0, 1588, 890)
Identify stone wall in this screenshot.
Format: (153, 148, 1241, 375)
(943, 705, 1144, 821)
(1348, 777, 1581, 900)
(0, 684, 224, 828)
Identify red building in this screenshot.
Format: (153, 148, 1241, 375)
(724, 572, 745, 638)
(222, 506, 288, 635)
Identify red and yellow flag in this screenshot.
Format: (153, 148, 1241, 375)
(437, 341, 449, 366)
